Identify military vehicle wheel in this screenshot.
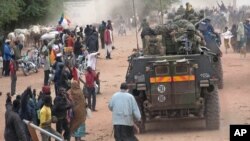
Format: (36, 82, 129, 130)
(216, 58, 223, 89)
(205, 86, 220, 130)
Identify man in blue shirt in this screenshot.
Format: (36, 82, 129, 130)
(109, 83, 141, 141)
(3, 39, 12, 76)
(244, 19, 250, 52)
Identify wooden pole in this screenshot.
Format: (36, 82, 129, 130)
(233, 0, 237, 10)
(132, 0, 139, 50)
(160, 0, 164, 25)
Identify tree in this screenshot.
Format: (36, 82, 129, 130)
(18, 0, 64, 26)
(0, 0, 23, 32)
(0, 0, 64, 33)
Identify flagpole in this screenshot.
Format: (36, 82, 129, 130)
(132, 0, 139, 50)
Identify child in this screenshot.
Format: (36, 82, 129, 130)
(221, 26, 233, 54)
(10, 55, 17, 96)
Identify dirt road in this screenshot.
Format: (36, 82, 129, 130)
(0, 31, 250, 141)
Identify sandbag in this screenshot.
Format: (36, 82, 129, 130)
(41, 31, 59, 40)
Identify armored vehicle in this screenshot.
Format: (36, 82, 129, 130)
(126, 37, 220, 132)
(197, 19, 223, 89)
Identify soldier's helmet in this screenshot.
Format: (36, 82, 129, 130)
(186, 24, 195, 31)
(168, 13, 175, 19)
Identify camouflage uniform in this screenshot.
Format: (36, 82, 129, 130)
(144, 35, 163, 55)
(139, 19, 150, 49)
(176, 5, 185, 16)
(154, 23, 178, 55)
(183, 3, 196, 20)
(176, 25, 202, 54)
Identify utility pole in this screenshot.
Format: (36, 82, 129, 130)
(160, 0, 164, 25)
(233, 0, 237, 10)
(132, 0, 139, 50)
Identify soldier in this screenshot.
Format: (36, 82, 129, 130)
(176, 5, 185, 16)
(165, 24, 179, 55)
(140, 20, 154, 49)
(184, 3, 196, 20)
(139, 19, 149, 49)
(176, 24, 202, 54)
(138, 19, 149, 32)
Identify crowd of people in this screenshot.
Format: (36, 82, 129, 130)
(221, 19, 250, 56)
(1, 18, 142, 141)
(2, 1, 250, 141)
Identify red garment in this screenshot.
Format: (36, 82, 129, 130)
(42, 85, 51, 95)
(85, 71, 97, 88)
(72, 67, 79, 81)
(104, 29, 112, 45)
(67, 36, 74, 47)
(9, 61, 16, 75)
(56, 25, 64, 32)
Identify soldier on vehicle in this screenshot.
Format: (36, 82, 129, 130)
(184, 3, 196, 20)
(138, 19, 149, 32)
(140, 24, 156, 50)
(163, 24, 179, 55)
(199, 18, 221, 46)
(176, 5, 185, 16)
(176, 24, 203, 54)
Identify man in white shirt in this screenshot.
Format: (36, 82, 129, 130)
(221, 26, 233, 54)
(87, 52, 100, 71)
(109, 83, 141, 141)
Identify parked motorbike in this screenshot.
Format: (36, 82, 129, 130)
(118, 23, 126, 36)
(31, 48, 42, 68)
(18, 50, 38, 76)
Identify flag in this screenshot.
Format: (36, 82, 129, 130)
(58, 13, 64, 25)
(58, 13, 71, 26)
(65, 16, 71, 26)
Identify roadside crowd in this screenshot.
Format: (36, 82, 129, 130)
(221, 19, 250, 56)
(2, 19, 142, 141)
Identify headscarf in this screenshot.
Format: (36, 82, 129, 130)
(237, 22, 245, 36)
(68, 81, 86, 132)
(237, 22, 245, 41)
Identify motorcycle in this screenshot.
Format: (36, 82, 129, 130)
(118, 23, 126, 36)
(30, 48, 42, 68)
(18, 50, 38, 76)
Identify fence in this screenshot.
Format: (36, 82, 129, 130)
(23, 119, 63, 141)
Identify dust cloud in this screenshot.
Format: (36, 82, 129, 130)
(64, 0, 135, 26)
(63, 0, 250, 26)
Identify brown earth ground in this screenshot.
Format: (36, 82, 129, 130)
(0, 31, 250, 141)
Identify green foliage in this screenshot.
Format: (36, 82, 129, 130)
(0, 0, 21, 25)
(0, 0, 64, 33)
(46, 0, 64, 23)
